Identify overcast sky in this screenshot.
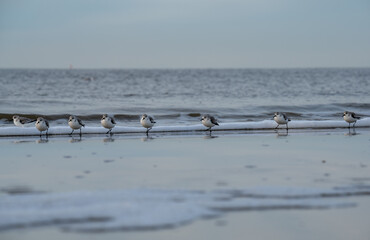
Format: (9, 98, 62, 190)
(0, 0, 369, 68)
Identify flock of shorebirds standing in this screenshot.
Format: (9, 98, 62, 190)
(11, 111, 361, 137)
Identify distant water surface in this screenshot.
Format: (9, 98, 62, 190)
(1, 68, 369, 126)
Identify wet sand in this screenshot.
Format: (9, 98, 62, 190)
(1, 129, 370, 240)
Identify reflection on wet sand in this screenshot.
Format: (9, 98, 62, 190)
(36, 138, 48, 144)
(203, 134, 218, 140)
(345, 128, 358, 136)
(141, 136, 154, 142)
(69, 136, 82, 143)
(103, 137, 115, 143)
(275, 129, 289, 137)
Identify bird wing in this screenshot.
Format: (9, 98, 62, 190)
(19, 118, 29, 124)
(210, 116, 219, 125)
(351, 113, 360, 119)
(19, 117, 36, 124)
(45, 120, 49, 128)
(149, 116, 156, 123)
(78, 118, 85, 127)
(111, 118, 116, 124)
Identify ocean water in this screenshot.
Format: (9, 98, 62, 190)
(1, 69, 370, 237)
(1, 68, 370, 128)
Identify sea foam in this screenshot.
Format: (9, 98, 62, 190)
(0, 118, 369, 136)
(1, 185, 369, 232)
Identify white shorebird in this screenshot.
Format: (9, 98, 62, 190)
(68, 115, 85, 135)
(101, 114, 116, 135)
(35, 117, 49, 136)
(343, 111, 360, 128)
(201, 114, 219, 133)
(13, 115, 36, 127)
(273, 112, 291, 130)
(140, 114, 156, 135)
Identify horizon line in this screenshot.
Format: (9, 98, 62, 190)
(1, 66, 370, 70)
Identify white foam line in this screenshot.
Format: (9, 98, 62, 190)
(1, 118, 370, 136)
(0, 186, 365, 232)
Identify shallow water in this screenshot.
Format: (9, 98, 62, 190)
(1, 68, 370, 127)
(1, 130, 370, 238)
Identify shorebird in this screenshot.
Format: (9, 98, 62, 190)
(343, 111, 360, 128)
(140, 114, 156, 136)
(201, 114, 219, 133)
(68, 115, 85, 135)
(101, 114, 116, 135)
(13, 115, 36, 127)
(35, 117, 49, 137)
(273, 112, 291, 130)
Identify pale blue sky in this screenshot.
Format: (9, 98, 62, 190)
(0, 0, 369, 68)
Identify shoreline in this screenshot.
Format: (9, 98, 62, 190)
(0, 118, 369, 137)
(0, 127, 365, 142)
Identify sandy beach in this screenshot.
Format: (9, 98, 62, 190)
(1, 129, 370, 240)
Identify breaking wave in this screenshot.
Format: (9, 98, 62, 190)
(0, 118, 369, 137)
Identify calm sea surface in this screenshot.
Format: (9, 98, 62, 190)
(1, 68, 370, 127)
